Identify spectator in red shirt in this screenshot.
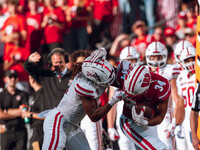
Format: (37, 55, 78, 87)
(55, 0, 72, 53)
(89, 0, 119, 49)
(67, 0, 93, 52)
(1, 0, 30, 92)
(41, 0, 65, 52)
(18, 0, 28, 14)
(25, 0, 43, 53)
(130, 20, 151, 62)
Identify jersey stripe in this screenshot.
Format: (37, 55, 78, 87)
(131, 66, 145, 93)
(121, 118, 147, 149)
(121, 118, 157, 150)
(75, 88, 94, 98)
(54, 114, 63, 149)
(76, 84, 94, 93)
(48, 112, 61, 150)
(128, 65, 141, 92)
(84, 61, 112, 73)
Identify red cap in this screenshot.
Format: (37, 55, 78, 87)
(178, 11, 187, 19)
(164, 27, 175, 36)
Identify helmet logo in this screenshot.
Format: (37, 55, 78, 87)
(86, 71, 101, 82)
(86, 71, 96, 78)
(141, 73, 151, 87)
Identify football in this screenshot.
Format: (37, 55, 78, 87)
(135, 101, 154, 119)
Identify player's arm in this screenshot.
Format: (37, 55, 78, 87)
(81, 96, 112, 122)
(190, 110, 200, 150)
(175, 95, 185, 125)
(107, 86, 117, 128)
(81, 88, 126, 122)
(148, 98, 169, 126)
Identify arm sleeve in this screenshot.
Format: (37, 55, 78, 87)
(23, 57, 53, 84)
(74, 80, 95, 98)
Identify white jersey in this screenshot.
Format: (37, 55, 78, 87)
(176, 70, 195, 150)
(147, 64, 180, 81)
(176, 70, 196, 126)
(57, 73, 106, 125)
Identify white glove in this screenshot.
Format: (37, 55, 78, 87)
(88, 47, 107, 62)
(108, 88, 127, 106)
(108, 128, 119, 141)
(174, 124, 184, 138)
(164, 118, 176, 138)
(131, 106, 148, 126)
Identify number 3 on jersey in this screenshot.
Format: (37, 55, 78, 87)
(155, 80, 166, 92)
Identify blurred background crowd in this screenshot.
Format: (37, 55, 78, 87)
(0, 0, 198, 149)
(0, 0, 197, 88)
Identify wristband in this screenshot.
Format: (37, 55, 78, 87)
(108, 97, 116, 106)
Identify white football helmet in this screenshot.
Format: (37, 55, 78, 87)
(119, 46, 140, 66)
(180, 45, 196, 73)
(82, 58, 115, 87)
(174, 40, 193, 64)
(145, 41, 168, 69)
(124, 65, 151, 96)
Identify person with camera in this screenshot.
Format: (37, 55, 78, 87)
(24, 47, 72, 110)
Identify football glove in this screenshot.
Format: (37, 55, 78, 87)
(108, 128, 119, 141)
(174, 124, 184, 138)
(132, 106, 148, 126)
(108, 88, 127, 106)
(164, 118, 176, 138)
(88, 47, 107, 62)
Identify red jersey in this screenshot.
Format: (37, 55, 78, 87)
(25, 12, 43, 51)
(2, 14, 26, 48)
(115, 61, 171, 120)
(148, 34, 165, 45)
(42, 7, 65, 44)
(92, 0, 118, 22)
(3, 46, 30, 81)
(67, 0, 90, 28)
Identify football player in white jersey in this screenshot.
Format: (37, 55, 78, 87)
(176, 44, 196, 150)
(41, 48, 127, 150)
(107, 46, 140, 150)
(70, 50, 104, 150)
(145, 41, 180, 150)
(174, 40, 194, 67)
(173, 40, 194, 150)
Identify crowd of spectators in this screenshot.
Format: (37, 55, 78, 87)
(0, 0, 198, 149)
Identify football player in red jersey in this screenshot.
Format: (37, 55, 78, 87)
(115, 62, 171, 150)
